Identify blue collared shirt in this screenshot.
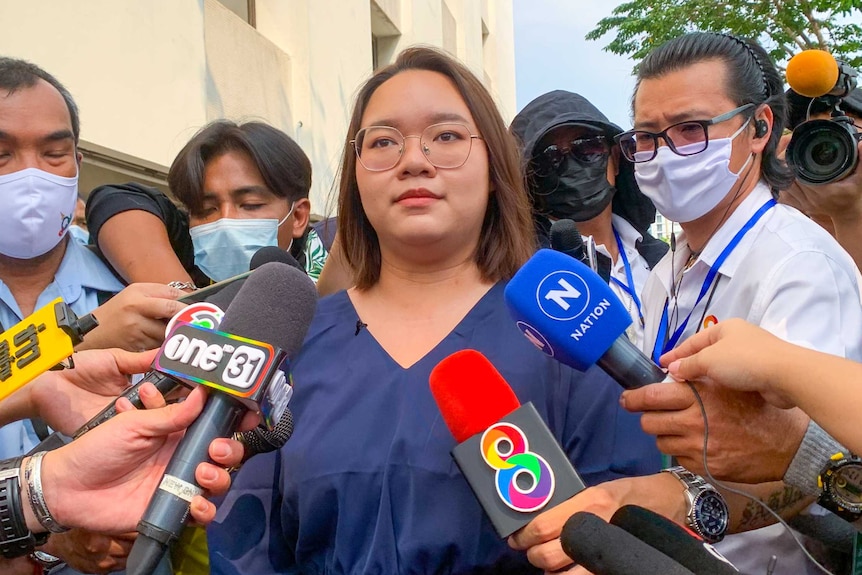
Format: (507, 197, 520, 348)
(0, 239, 123, 460)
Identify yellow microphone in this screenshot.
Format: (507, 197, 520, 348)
(0, 298, 98, 402)
(786, 50, 840, 98)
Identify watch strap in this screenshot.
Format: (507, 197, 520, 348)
(0, 457, 47, 559)
(662, 465, 728, 543)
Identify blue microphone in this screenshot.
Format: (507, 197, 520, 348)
(504, 249, 664, 389)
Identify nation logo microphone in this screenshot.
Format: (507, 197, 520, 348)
(430, 349, 586, 538)
(504, 249, 666, 389)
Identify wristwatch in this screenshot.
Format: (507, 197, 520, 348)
(818, 452, 862, 522)
(30, 549, 64, 574)
(663, 466, 729, 543)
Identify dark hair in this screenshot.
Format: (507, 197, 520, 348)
(634, 32, 792, 191)
(337, 46, 535, 290)
(169, 120, 311, 215)
(0, 57, 80, 144)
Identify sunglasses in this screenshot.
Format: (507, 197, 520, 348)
(531, 135, 610, 176)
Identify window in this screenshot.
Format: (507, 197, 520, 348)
(216, 0, 256, 26)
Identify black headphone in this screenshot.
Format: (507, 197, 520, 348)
(754, 118, 768, 138)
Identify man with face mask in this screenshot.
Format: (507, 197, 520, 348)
(0, 58, 182, 575)
(510, 91, 667, 345)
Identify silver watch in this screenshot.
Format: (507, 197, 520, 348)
(30, 549, 64, 573)
(663, 466, 729, 543)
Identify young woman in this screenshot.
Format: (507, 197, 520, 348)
(207, 47, 661, 574)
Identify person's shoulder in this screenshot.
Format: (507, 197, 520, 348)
(763, 204, 852, 260)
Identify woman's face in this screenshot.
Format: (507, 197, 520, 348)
(188, 150, 307, 250)
(634, 59, 759, 174)
(355, 69, 491, 253)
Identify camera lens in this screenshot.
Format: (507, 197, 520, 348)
(788, 119, 859, 185)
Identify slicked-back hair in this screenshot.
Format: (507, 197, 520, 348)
(169, 120, 311, 215)
(337, 46, 536, 290)
(0, 57, 80, 143)
(634, 32, 792, 191)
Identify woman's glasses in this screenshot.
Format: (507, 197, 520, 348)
(351, 122, 482, 171)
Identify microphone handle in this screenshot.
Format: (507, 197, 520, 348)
(129, 392, 243, 575)
(598, 336, 666, 390)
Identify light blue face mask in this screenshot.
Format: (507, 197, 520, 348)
(190, 204, 294, 281)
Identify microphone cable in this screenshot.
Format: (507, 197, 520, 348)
(686, 381, 836, 575)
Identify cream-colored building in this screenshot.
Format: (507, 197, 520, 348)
(0, 0, 515, 216)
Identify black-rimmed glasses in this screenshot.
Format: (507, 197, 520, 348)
(615, 104, 755, 163)
(351, 123, 483, 171)
(531, 135, 610, 176)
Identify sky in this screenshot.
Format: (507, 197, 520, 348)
(513, 0, 637, 128)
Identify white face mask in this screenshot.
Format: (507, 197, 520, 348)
(0, 167, 79, 259)
(190, 203, 295, 281)
(634, 118, 753, 223)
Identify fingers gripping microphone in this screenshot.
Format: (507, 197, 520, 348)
(561, 512, 695, 574)
(430, 350, 586, 538)
(504, 249, 665, 389)
(610, 506, 739, 574)
(126, 262, 317, 575)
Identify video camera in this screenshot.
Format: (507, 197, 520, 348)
(786, 51, 860, 185)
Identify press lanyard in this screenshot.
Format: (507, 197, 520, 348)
(610, 228, 644, 327)
(652, 198, 776, 363)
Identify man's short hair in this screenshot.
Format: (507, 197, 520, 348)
(0, 57, 80, 143)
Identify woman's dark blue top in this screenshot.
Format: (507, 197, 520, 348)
(208, 282, 660, 575)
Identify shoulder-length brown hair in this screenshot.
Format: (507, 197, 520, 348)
(337, 46, 536, 290)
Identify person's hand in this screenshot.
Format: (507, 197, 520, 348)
(784, 140, 862, 221)
(77, 283, 187, 352)
(34, 383, 256, 534)
(620, 377, 809, 484)
(507, 474, 685, 574)
(42, 530, 136, 574)
(659, 319, 796, 408)
(26, 348, 157, 435)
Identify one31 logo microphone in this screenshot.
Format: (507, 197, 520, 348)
(481, 422, 555, 512)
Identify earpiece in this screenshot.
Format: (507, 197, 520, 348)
(755, 119, 768, 138)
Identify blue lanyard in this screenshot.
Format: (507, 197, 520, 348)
(652, 198, 776, 363)
(610, 228, 644, 327)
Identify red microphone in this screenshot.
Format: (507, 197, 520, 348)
(430, 349, 586, 537)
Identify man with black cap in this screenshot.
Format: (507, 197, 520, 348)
(510, 90, 667, 346)
(781, 87, 862, 270)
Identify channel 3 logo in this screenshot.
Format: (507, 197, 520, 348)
(481, 422, 555, 512)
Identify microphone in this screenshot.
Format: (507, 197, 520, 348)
(429, 349, 586, 538)
(561, 511, 695, 575)
(549, 219, 610, 283)
(126, 262, 317, 575)
(786, 50, 840, 98)
(504, 249, 665, 389)
(180, 245, 303, 304)
(610, 505, 739, 574)
(0, 298, 98, 402)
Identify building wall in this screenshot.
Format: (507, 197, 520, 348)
(0, 0, 515, 215)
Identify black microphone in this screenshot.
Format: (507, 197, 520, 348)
(126, 262, 317, 575)
(550, 219, 611, 283)
(610, 505, 739, 574)
(561, 512, 695, 575)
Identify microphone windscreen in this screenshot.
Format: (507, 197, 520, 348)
(562, 512, 695, 575)
(218, 262, 317, 359)
(786, 50, 839, 98)
(250, 245, 303, 271)
(550, 219, 585, 259)
(504, 249, 631, 371)
(610, 506, 738, 574)
(429, 350, 520, 443)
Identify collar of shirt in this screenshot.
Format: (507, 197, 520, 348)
(0, 239, 124, 322)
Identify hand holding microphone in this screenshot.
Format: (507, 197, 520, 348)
(126, 262, 317, 575)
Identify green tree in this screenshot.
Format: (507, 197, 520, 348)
(586, 0, 862, 69)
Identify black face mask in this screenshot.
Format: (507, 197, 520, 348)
(533, 156, 615, 222)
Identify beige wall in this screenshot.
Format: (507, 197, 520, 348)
(0, 0, 515, 214)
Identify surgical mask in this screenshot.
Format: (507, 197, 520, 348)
(534, 156, 614, 222)
(634, 118, 753, 223)
(190, 203, 295, 281)
(0, 167, 79, 259)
